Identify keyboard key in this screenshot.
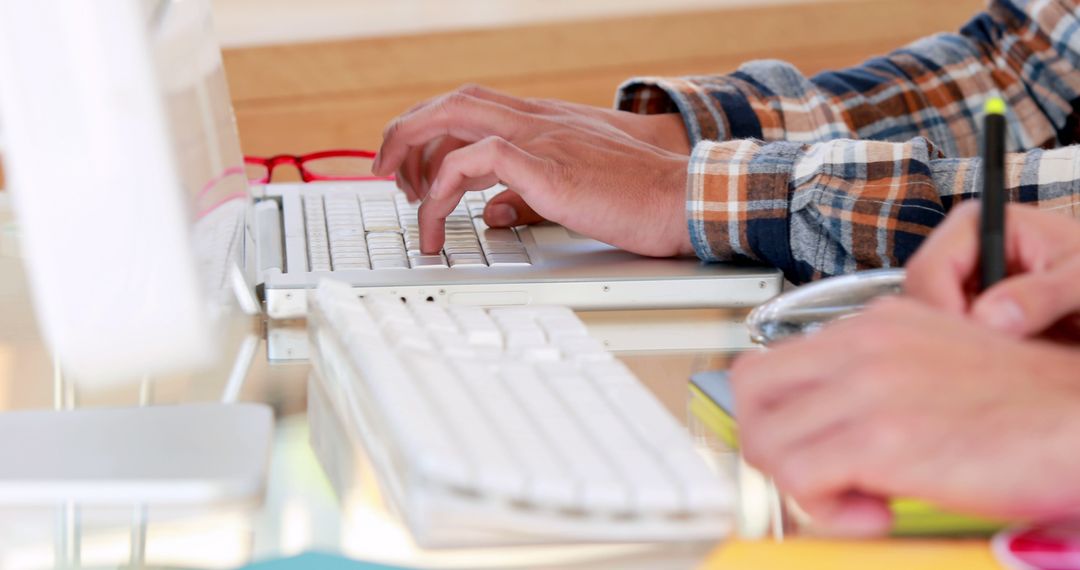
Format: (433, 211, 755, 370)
(411, 303, 458, 334)
(539, 313, 590, 342)
(372, 258, 409, 269)
(448, 253, 486, 268)
(444, 241, 482, 252)
(482, 242, 527, 254)
(478, 228, 519, 243)
(333, 261, 371, 270)
(331, 244, 368, 253)
(503, 363, 628, 512)
(583, 360, 638, 389)
(503, 327, 547, 351)
(662, 447, 731, 512)
(451, 359, 577, 508)
(407, 354, 526, 497)
(431, 330, 476, 358)
(382, 320, 434, 351)
(449, 306, 503, 347)
(540, 364, 678, 512)
(487, 253, 531, 266)
(522, 346, 562, 362)
(602, 384, 688, 456)
(361, 216, 401, 233)
(330, 248, 368, 256)
(408, 253, 449, 269)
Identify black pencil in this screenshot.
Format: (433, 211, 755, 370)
(980, 98, 1007, 291)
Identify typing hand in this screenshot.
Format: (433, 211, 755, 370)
(372, 85, 694, 256)
(385, 85, 692, 198)
(731, 297, 1080, 537)
(905, 202, 1080, 341)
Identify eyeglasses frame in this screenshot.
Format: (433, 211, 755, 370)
(243, 149, 393, 184)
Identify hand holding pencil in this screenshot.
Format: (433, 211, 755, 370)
(732, 193, 1080, 538)
(906, 98, 1080, 339)
(904, 201, 1080, 339)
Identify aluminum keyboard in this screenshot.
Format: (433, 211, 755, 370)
(302, 188, 531, 271)
(308, 280, 732, 545)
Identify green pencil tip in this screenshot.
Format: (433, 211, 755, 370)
(985, 97, 1007, 116)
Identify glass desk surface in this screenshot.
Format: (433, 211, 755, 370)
(0, 215, 756, 570)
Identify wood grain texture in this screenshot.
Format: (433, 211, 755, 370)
(224, 0, 984, 155)
(0, 0, 985, 189)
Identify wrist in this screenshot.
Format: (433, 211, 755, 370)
(663, 154, 694, 257)
(645, 113, 692, 155)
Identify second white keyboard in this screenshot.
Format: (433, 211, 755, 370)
(308, 279, 732, 545)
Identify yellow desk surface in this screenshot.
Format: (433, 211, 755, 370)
(704, 538, 999, 570)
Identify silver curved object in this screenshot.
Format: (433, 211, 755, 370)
(747, 268, 906, 345)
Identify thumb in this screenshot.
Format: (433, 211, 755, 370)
(482, 190, 545, 228)
(972, 254, 1080, 337)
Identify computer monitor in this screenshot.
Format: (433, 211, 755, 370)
(0, 0, 256, 385)
(0, 0, 272, 508)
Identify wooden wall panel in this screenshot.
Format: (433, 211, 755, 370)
(224, 0, 984, 154)
(0, 0, 985, 190)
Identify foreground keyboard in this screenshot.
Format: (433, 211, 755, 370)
(303, 188, 531, 272)
(308, 280, 732, 547)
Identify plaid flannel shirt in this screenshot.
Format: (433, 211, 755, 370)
(617, 0, 1080, 284)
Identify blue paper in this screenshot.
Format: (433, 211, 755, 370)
(690, 370, 736, 416)
(238, 552, 411, 570)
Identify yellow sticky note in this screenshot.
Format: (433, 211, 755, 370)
(701, 538, 999, 570)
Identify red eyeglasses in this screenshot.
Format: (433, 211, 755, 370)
(243, 149, 395, 184)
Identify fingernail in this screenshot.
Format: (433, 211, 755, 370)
(975, 298, 1025, 332)
(487, 204, 518, 227)
(372, 152, 382, 174)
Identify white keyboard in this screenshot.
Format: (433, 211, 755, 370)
(302, 188, 531, 272)
(192, 199, 245, 293)
(307, 279, 732, 546)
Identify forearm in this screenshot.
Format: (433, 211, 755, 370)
(688, 139, 1080, 284)
(619, 0, 1080, 154)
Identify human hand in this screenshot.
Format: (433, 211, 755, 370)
(731, 297, 1080, 537)
(388, 86, 692, 194)
(372, 85, 694, 257)
(905, 202, 1080, 340)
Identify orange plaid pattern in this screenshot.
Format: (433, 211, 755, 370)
(617, 0, 1080, 282)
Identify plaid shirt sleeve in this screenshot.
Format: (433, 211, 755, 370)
(616, 0, 1080, 283)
